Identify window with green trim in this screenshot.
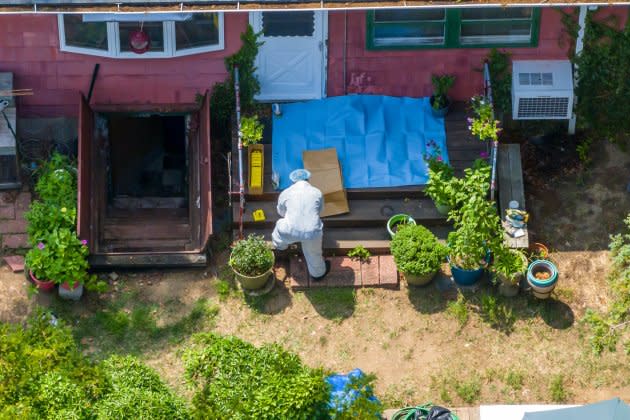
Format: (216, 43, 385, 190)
(367, 7, 540, 50)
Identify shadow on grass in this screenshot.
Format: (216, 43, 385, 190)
(243, 279, 293, 315)
(537, 298, 575, 330)
(406, 278, 448, 314)
(304, 288, 356, 321)
(51, 290, 219, 358)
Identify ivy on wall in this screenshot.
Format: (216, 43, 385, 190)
(562, 8, 630, 144)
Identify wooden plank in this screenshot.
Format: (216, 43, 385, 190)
(198, 91, 213, 250)
(103, 223, 190, 240)
(236, 198, 446, 228)
(77, 93, 95, 252)
(106, 207, 189, 219)
(497, 144, 529, 249)
(89, 252, 206, 268)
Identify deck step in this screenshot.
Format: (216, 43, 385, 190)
(237, 225, 452, 254)
(89, 252, 206, 268)
(100, 238, 192, 253)
(235, 197, 447, 229)
(103, 223, 191, 240)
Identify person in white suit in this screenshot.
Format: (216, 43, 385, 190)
(272, 169, 330, 281)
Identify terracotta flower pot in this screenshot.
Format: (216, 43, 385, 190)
(29, 271, 55, 293)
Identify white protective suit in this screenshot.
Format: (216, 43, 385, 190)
(271, 180, 326, 278)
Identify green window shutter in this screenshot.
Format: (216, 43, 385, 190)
(366, 7, 540, 50)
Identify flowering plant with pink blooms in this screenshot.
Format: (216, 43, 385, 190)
(468, 96, 501, 142)
(25, 228, 96, 287)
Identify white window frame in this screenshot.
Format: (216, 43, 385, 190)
(58, 14, 225, 59)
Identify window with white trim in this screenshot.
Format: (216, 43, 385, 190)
(367, 7, 540, 50)
(58, 13, 224, 58)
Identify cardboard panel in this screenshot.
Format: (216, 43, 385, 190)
(302, 148, 349, 217)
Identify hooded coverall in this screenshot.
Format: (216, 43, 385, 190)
(271, 180, 326, 278)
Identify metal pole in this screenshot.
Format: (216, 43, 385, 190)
(484, 61, 499, 201)
(568, 5, 588, 135)
(234, 66, 245, 240)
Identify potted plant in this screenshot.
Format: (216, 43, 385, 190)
(240, 115, 264, 147)
(468, 96, 501, 143)
(430, 74, 456, 117)
(447, 196, 503, 286)
(527, 259, 559, 299)
(24, 242, 56, 292)
(229, 234, 275, 290)
(386, 214, 416, 239)
(424, 155, 456, 215)
(491, 247, 528, 297)
(391, 225, 447, 286)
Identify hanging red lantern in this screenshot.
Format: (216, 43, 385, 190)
(129, 27, 150, 54)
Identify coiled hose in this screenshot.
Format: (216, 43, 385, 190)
(391, 403, 460, 420)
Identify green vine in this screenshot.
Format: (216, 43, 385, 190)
(210, 25, 263, 136)
(562, 9, 630, 144)
(485, 49, 512, 119)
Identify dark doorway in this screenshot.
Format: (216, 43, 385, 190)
(108, 115, 188, 207)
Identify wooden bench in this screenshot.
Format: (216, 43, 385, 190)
(497, 143, 529, 249)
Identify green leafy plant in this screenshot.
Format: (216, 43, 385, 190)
(25, 201, 76, 246)
(576, 136, 593, 167)
(584, 213, 630, 354)
(347, 245, 371, 262)
(24, 228, 104, 290)
(447, 195, 502, 270)
(0, 310, 190, 418)
(94, 355, 190, 419)
(391, 225, 447, 276)
(563, 9, 630, 145)
(549, 374, 568, 402)
(468, 96, 501, 142)
(33, 152, 77, 208)
(446, 291, 469, 328)
(210, 25, 263, 134)
(424, 154, 456, 207)
(229, 234, 274, 277)
(454, 377, 481, 404)
(431, 74, 456, 110)
(491, 247, 527, 286)
(240, 115, 264, 146)
(184, 333, 329, 419)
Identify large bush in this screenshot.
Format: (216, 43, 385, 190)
(0, 311, 190, 419)
(184, 333, 329, 419)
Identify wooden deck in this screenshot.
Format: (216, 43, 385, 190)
(232, 102, 485, 253)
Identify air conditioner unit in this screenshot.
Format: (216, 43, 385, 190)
(512, 60, 574, 120)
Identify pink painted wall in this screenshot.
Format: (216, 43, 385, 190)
(326, 7, 629, 100)
(0, 13, 248, 117)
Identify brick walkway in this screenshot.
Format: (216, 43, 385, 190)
(286, 255, 399, 290)
(0, 190, 30, 249)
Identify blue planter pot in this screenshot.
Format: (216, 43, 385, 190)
(448, 256, 484, 286)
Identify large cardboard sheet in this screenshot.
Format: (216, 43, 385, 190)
(302, 148, 349, 218)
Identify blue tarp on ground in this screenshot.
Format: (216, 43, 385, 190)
(272, 95, 449, 190)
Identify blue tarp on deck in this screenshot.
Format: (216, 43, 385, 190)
(271, 95, 449, 190)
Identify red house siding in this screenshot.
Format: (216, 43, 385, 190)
(326, 7, 629, 100)
(0, 13, 248, 117)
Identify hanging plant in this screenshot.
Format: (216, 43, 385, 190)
(129, 22, 150, 54)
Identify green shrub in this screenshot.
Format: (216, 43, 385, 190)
(34, 152, 77, 208)
(229, 234, 274, 277)
(0, 311, 189, 419)
(491, 247, 527, 285)
(347, 245, 371, 262)
(25, 201, 76, 245)
(329, 373, 382, 420)
(391, 225, 447, 276)
(431, 74, 455, 110)
(94, 355, 190, 420)
(424, 156, 456, 208)
(184, 333, 329, 419)
(0, 310, 107, 418)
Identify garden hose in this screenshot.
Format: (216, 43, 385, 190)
(391, 403, 460, 420)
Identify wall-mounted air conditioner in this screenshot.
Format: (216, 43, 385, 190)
(512, 60, 573, 120)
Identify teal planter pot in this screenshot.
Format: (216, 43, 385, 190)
(448, 256, 484, 286)
(387, 214, 416, 239)
(527, 260, 558, 299)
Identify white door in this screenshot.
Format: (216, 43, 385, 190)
(250, 11, 327, 101)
